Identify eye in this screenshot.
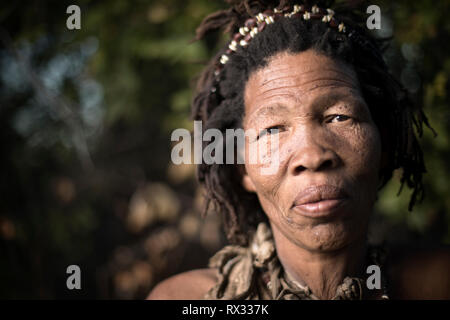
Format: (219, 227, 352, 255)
(257, 125, 284, 140)
(327, 114, 351, 123)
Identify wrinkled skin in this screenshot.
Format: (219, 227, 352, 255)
(242, 49, 382, 254)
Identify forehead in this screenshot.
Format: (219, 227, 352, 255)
(244, 49, 361, 117)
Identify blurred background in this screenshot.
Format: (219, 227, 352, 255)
(0, 0, 449, 299)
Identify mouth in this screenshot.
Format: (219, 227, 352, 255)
(291, 185, 349, 218)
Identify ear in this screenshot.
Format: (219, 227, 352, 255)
(238, 164, 256, 193)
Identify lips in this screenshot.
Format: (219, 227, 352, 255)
(292, 185, 349, 217)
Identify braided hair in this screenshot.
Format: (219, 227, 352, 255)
(191, 0, 435, 245)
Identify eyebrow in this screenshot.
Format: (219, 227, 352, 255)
(309, 90, 366, 112)
(246, 103, 290, 126)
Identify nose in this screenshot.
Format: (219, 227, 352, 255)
(288, 129, 340, 175)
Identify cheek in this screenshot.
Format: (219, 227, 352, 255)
(358, 125, 382, 177)
(243, 140, 287, 213)
(245, 162, 279, 197)
(243, 135, 284, 188)
(244, 162, 285, 221)
(336, 122, 382, 207)
(336, 122, 382, 175)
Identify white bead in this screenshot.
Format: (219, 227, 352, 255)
(303, 11, 310, 20)
(312, 5, 319, 14)
(338, 22, 346, 32)
(327, 8, 335, 16)
(228, 41, 237, 51)
(220, 54, 229, 64)
(240, 39, 248, 46)
(322, 14, 332, 22)
(250, 27, 258, 38)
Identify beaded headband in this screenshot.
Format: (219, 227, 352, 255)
(211, 3, 385, 93)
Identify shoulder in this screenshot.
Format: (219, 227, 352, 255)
(146, 268, 217, 300)
(387, 245, 450, 299)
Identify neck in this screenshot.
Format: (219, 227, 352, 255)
(271, 225, 368, 300)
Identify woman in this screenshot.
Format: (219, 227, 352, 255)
(149, 0, 450, 300)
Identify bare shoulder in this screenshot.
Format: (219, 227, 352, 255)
(146, 268, 217, 300)
(388, 245, 450, 299)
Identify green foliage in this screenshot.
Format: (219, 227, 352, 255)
(372, 0, 450, 244)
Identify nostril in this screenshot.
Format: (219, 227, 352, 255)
(294, 165, 307, 174)
(318, 159, 333, 171)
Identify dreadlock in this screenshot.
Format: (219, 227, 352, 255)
(191, 0, 436, 246)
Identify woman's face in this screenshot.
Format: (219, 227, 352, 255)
(242, 49, 382, 252)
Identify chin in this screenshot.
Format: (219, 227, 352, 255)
(285, 218, 367, 253)
(305, 223, 356, 252)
